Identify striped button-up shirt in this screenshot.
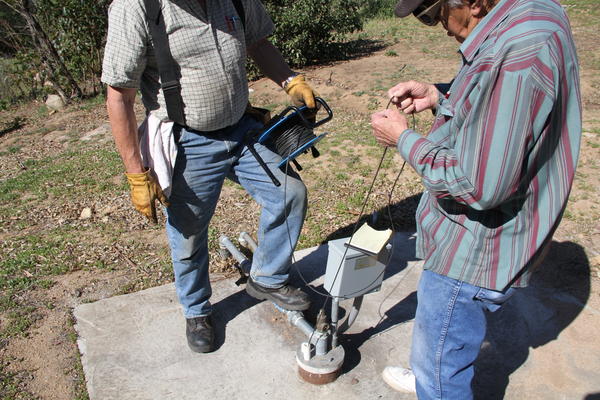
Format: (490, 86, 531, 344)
(397, 0, 581, 291)
(101, 0, 274, 131)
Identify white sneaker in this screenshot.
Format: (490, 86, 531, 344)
(382, 366, 417, 393)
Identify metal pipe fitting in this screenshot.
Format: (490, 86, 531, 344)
(218, 235, 248, 264)
(331, 297, 340, 348)
(272, 303, 330, 355)
(238, 232, 258, 253)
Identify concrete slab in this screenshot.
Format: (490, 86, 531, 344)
(74, 233, 600, 400)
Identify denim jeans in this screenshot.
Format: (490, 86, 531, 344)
(411, 269, 516, 399)
(165, 115, 307, 318)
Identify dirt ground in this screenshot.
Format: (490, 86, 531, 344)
(1, 9, 600, 400)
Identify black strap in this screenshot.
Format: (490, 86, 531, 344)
(143, 0, 246, 127)
(144, 0, 186, 126)
(232, 0, 246, 31)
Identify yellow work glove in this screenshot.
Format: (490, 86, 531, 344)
(284, 75, 317, 109)
(125, 169, 170, 224)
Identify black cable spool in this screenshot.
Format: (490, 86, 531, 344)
(248, 97, 333, 186)
(261, 97, 332, 165)
(271, 117, 318, 160)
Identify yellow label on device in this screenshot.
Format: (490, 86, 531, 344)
(355, 256, 376, 270)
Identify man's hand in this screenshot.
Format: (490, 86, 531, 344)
(125, 169, 170, 223)
(284, 75, 317, 109)
(388, 80, 439, 114)
(371, 108, 409, 147)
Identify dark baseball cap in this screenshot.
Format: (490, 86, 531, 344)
(394, 0, 426, 17)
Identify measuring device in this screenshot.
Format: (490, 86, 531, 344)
(218, 231, 393, 385)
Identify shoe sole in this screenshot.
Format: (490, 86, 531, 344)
(187, 340, 214, 353)
(246, 282, 310, 311)
(382, 368, 416, 393)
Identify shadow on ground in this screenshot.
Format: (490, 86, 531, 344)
(315, 39, 388, 64)
(322, 193, 423, 243)
(0, 117, 25, 138)
(473, 240, 591, 399)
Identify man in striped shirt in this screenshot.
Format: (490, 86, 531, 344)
(371, 0, 581, 397)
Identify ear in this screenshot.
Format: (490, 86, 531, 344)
(470, 0, 486, 18)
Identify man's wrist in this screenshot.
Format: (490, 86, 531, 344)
(281, 72, 299, 89)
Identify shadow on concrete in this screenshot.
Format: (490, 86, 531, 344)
(211, 288, 260, 350)
(585, 394, 600, 400)
(340, 291, 417, 374)
(473, 240, 591, 399)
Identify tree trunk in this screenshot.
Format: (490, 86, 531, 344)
(18, 0, 83, 100)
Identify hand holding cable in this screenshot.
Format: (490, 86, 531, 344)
(371, 107, 410, 147)
(388, 80, 439, 114)
(125, 169, 170, 223)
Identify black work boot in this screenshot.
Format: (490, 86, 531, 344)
(246, 278, 311, 311)
(186, 315, 215, 353)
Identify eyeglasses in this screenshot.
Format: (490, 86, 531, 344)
(413, 0, 443, 26)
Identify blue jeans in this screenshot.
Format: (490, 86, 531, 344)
(165, 115, 307, 318)
(411, 269, 515, 399)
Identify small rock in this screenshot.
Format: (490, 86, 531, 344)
(81, 123, 111, 142)
(79, 207, 92, 220)
(99, 205, 117, 216)
(351, 377, 359, 385)
(45, 94, 66, 111)
(43, 130, 69, 143)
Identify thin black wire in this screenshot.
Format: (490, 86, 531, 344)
(372, 113, 415, 329)
(281, 99, 410, 312)
(278, 100, 419, 349)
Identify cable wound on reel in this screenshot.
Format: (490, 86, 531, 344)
(272, 118, 317, 160)
(258, 97, 333, 169)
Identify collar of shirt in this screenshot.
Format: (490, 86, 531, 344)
(458, 0, 518, 63)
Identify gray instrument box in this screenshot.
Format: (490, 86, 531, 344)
(324, 237, 391, 299)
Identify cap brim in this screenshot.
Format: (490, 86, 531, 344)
(394, 0, 425, 17)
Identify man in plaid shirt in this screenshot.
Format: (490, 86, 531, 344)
(102, 0, 317, 353)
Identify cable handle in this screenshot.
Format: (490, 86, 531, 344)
(257, 97, 333, 144)
(280, 97, 333, 129)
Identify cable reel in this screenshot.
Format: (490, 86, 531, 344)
(246, 97, 333, 186)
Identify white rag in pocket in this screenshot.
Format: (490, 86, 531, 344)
(138, 113, 177, 197)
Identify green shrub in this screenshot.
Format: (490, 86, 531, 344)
(36, 0, 110, 95)
(265, 0, 363, 67)
(2, 0, 363, 102)
(357, 0, 397, 19)
(0, 52, 45, 109)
